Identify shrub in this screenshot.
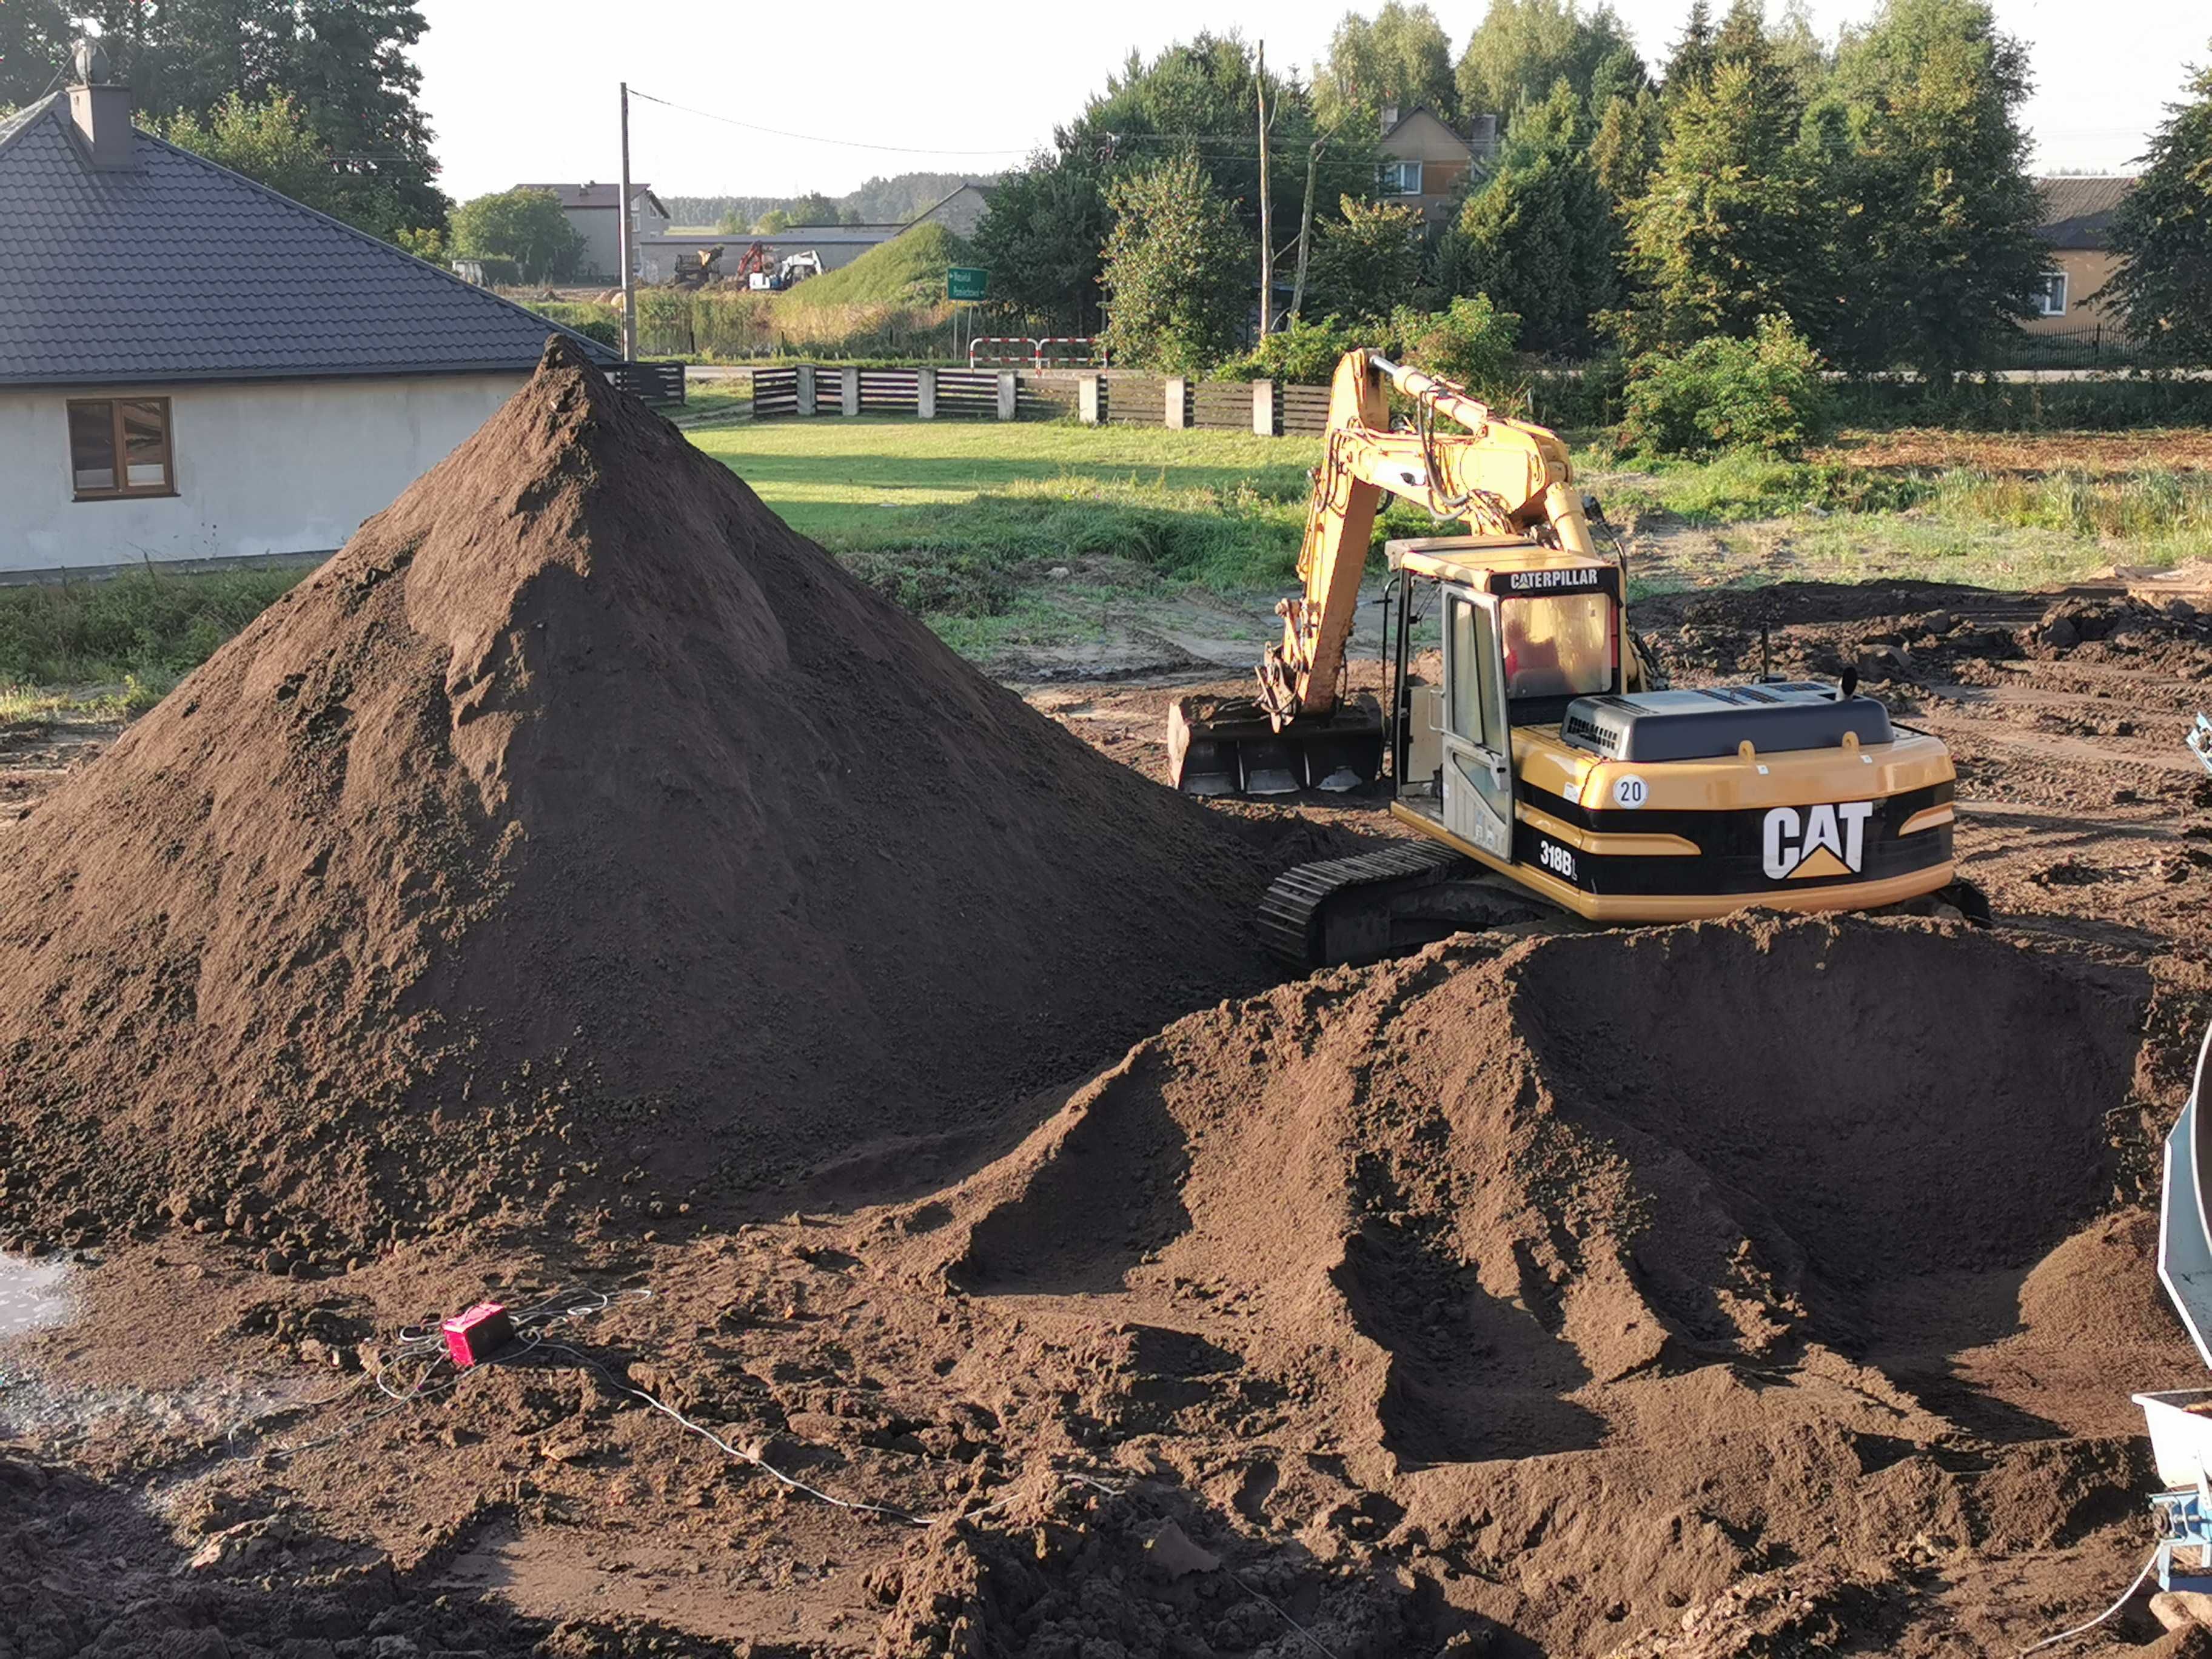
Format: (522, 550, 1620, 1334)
(1390, 294, 1525, 407)
(1216, 315, 1389, 384)
(1619, 314, 1834, 458)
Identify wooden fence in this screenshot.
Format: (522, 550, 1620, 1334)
(739, 364, 1334, 434)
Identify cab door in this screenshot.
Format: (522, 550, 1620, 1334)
(1439, 586, 1515, 860)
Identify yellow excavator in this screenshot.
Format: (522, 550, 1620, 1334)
(1168, 350, 1980, 967)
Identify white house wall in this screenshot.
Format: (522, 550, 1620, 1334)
(0, 372, 525, 575)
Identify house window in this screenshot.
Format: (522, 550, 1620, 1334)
(67, 398, 174, 499)
(1378, 159, 1423, 196)
(2032, 271, 2068, 317)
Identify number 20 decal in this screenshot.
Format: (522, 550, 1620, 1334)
(1612, 775, 1649, 808)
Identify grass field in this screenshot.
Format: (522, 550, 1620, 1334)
(4, 417, 2208, 711)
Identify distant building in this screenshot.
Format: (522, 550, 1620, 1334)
(1376, 106, 1499, 231)
(516, 180, 672, 281)
(2029, 176, 2137, 338)
(0, 64, 614, 578)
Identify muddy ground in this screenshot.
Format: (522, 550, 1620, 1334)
(7, 574, 2212, 1659)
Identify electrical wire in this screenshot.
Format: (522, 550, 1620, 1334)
(628, 88, 1031, 159)
(2016, 1545, 2161, 1657)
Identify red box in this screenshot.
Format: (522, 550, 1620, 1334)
(441, 1301, 512, 1368)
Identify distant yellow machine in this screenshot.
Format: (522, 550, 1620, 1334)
(1167, 350, 1980, 966)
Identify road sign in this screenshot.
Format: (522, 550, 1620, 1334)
(947, 266, 990, 301)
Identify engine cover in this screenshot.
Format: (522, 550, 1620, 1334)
(1560, 683, 1894, 763)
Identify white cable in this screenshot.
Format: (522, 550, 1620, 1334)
(2018, 1546, 2161, 1657)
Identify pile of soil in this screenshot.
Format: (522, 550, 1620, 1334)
(843, 913, 2187, 1655)
(0, 340, 1274, 1255)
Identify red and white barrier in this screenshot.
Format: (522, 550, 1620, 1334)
(966, 336, 1107, 369)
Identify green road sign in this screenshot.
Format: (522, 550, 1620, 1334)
(947, 266, 990, 301)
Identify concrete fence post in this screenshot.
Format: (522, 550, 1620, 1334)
(1164, 377, 1189, 429)
(1252, 379, 1280, 437)
(795, 363, 817, 417)
(839, 366, 860, 417)
(1078, 374, 1104, 426)
(916, 366, 938, 420)
(996, 370, 1018, 421)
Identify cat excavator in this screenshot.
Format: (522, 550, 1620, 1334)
(1167, 349, 1980, 967)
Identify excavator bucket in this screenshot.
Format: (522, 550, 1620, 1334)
(1167, 694, 1384, 797)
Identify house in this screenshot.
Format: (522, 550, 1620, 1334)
(517, 179, 672, 281)
(0, 53, 616, 580)
(1376, 106, 1500, 230)
(2028, 176, 2137, 338)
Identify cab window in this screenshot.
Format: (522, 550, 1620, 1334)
(1501, 593, 1615, 700)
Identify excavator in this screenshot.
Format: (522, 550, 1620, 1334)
(1167, 350, 1980, 967)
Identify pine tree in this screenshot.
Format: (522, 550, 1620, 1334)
(1587, 89, 1663, 216)
(1306, 195, 1427, 320)
(2106, 52, 2212, 363)
(1662, 0, 1716, 97)
(1455, 78, 1616, 352)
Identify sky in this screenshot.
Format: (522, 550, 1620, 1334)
(415, 0, 2207, 204)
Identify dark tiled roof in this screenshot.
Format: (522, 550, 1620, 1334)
(2036, 176, 2137, 251)
(0, 94, 618, 387)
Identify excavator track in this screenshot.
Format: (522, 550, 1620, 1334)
(1258, 839, 1543, 970)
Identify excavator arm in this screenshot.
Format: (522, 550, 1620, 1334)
(1259, 350, 1598, 725)
(1167, 349, 1604, 796)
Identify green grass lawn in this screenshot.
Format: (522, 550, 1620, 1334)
(5, 417, 2205, 715)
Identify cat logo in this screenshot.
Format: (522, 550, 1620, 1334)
(1763, 801, 1877, 880)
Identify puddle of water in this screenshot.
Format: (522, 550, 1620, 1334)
(0, 1252, 72, 1336)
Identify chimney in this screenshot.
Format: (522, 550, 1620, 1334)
(1379, 103, 1399, 136)
(66, 38, 135, 170)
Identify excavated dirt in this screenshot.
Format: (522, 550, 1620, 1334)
(6, 414, 2212, 1657)
(0, 340, 1293, 1259)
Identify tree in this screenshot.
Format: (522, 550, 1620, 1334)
(1305, 195, 1425, 320)
(1825, 0, 2044, 378)
(1587, 89, 1663, 214)
(451, 187, 584, 284)
(0, 0, 72, 109)
(753, 208, 794, 234)
(1455, 0, 1642, 125)
(1315, 4, 1458, 129)
(971, 146, 1114, 332)
(1453, 78, 1615, 352)
(1099, 151, 1248, 372)
(1661, 0, 1716, 96)
(2, 1, 446, 238)
(1618, 56, 1832, 349)
(163, 91, 412, 240)
(2108, 50, 2212, 363)
(788, 191, 840, 225)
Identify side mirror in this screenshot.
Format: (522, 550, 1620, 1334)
(1840, 665, 1860, 700)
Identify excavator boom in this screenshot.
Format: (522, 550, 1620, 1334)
(1169, 349, 1602, 796)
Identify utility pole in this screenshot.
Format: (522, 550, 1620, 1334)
(1290, 136, 1324, 325)
(1255, 41, 1272, 343)
(618, 79, 637, 362)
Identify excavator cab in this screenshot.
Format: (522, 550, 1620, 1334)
(1391, 538, 1626, 863)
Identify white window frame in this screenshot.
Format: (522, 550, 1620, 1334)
(1377, 158, 1423, 196)
(2033, 270, 2068, 317)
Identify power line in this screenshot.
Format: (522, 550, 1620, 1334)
(628, 87, 1034, 158)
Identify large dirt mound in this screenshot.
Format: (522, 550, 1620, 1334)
(0, 340, 1272, 1252)
(870, 913, 2182, 1654)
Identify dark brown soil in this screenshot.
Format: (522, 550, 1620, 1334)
(5, 444, 2212, 1659)
(0, 341, 1285, 1257)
